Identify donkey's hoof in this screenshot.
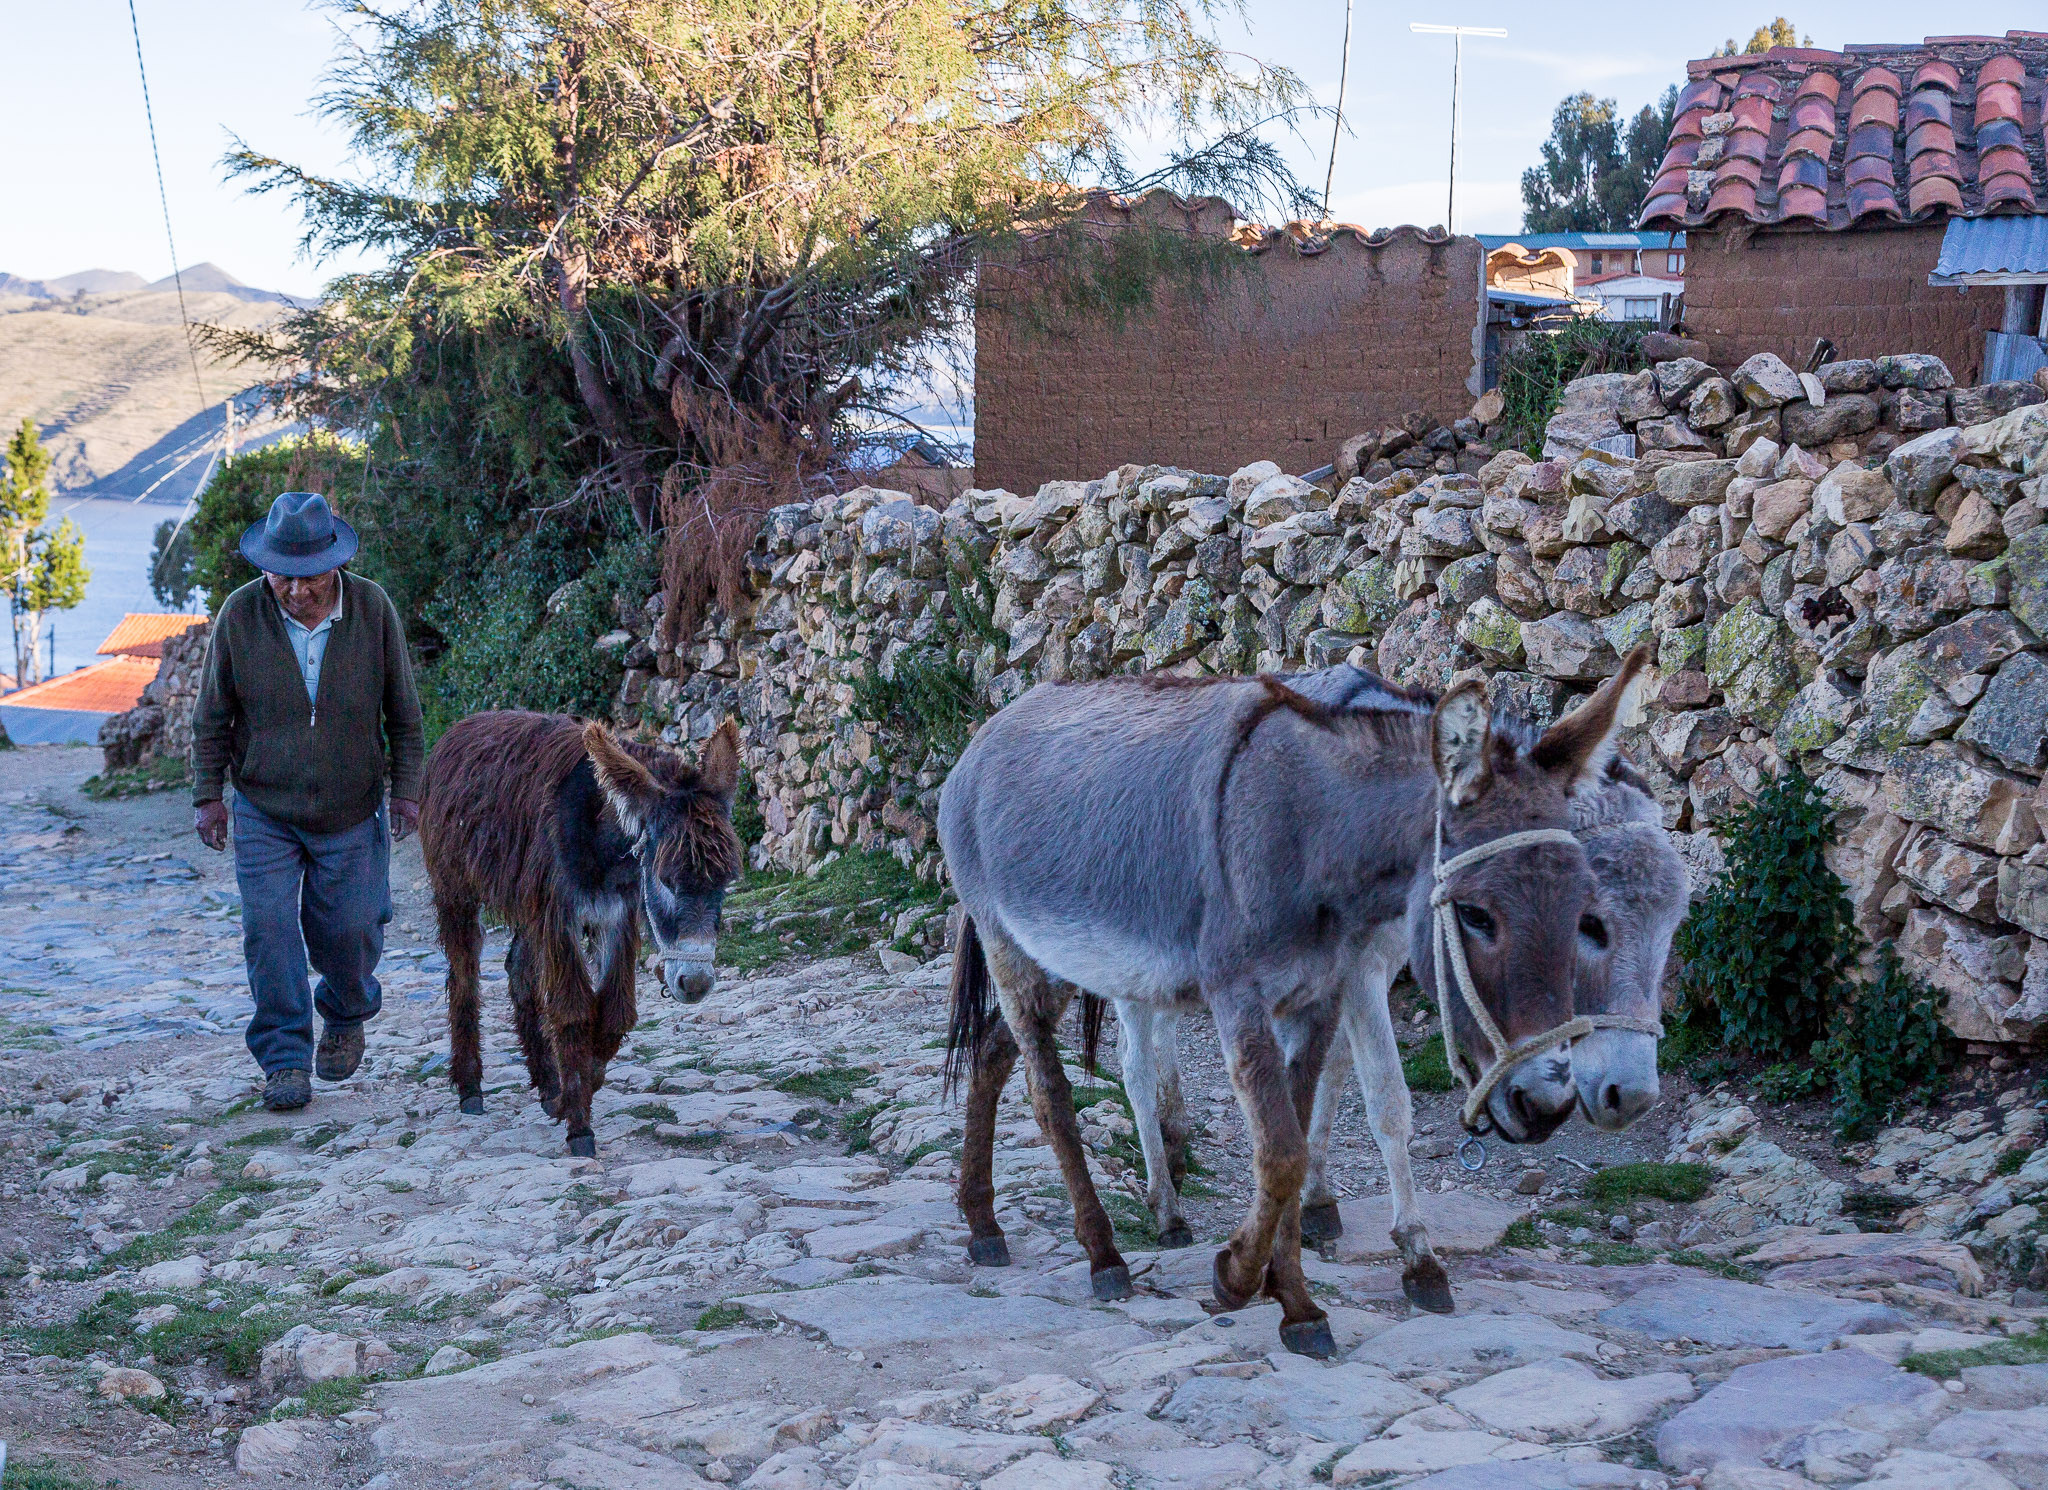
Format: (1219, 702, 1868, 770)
(1299, 1199, 1344, 1245)
(1210, 1249, 1256, 1312)
(566, 1132, 598, 1159)
(1279, 1316, 1338, 1360)
(1402, 1261, 1456, 1315)
(458, 1093, 485, 1116)
(1158, 1219, 1195, 1250)
(967, 1235, 1011, 1268)
(1090, 1265, 1134, 1302)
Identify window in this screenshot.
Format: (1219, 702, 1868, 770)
(1667, 251, 1685, 273)
(1622, 298, 1659, 321)
(1588, 253, 1604, 274)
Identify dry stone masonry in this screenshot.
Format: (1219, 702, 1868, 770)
(645, 351, 2048, 1047)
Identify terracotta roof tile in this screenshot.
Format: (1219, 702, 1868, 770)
(4, 657, 160, 714)
(95, 613, 207, 658)
(1641, 32, 2048, 229)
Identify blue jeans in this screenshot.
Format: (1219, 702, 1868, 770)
(233, 796, 390, 1075)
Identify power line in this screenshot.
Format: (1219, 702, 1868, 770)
(127, 0, 208, 421)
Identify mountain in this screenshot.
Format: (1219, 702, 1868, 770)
(143, 263, 302, 307)
(47, 269, 150, 297)
(0, 272, 299, 503)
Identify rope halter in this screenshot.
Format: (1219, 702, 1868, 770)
(1429, 819, 1665, 1133)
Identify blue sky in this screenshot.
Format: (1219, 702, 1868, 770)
(0, 2, 2036, 298)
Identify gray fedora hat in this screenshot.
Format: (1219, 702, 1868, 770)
(240, 492, 359, 577)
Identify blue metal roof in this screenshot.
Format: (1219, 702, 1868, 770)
(1477, 231, 1686, 251)
(1931, 216, 2048, 284)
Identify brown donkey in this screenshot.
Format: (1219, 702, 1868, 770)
(420, 711, 742, 1156)
(940, 652, 1647, 1356)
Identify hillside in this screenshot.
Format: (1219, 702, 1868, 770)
(0, 265, 301, 502)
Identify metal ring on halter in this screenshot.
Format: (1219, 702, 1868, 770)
(1457, 1136, 1487, 1172)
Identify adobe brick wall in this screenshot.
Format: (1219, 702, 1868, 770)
(1684, 223, 2004, 379)
(975, 198, 1485, 495)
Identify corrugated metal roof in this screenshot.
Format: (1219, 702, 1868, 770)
(1932, 215, 2048, 282)
(1477, 232, 1687, 250)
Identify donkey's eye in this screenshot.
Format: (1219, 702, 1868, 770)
(1455, 903, 1496, 938)
(1579, 914, 1609, 949)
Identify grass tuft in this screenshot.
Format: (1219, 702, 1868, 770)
(774, 1064, 879, 1105)
(1904, 1326, 2048, 1377)
(1399, 1036, 1455, 1094)
(1583, 1162, 1713, 1205)
(696, 1302, 749, 1331)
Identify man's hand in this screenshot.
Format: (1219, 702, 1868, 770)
(195, 800, 229, 851)
(390, 798, 420, 841)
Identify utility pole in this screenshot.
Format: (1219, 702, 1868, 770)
(1323, 0, 1356, 219)
(1409, 23, 1508, 234)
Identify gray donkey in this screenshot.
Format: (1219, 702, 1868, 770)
(941, 647, 1651, 1357)
(1104, 685, 1686, 1307)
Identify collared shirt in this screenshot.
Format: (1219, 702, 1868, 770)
(279, 586, 343, 711)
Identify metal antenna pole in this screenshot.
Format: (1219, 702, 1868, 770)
(1324, 0, 1356, 218)
(1410, 24, 1508, 235)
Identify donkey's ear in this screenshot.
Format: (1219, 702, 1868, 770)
(1531, 642, 1653, 791)
(584, 721, 661, 834)
(696, 718, 741, 803)
(1431, 680, 1494, 806)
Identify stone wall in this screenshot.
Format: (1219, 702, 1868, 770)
(1682, 223, 2005, 381)
(645, 348, 2048, 1043)
(98, 622, 211, 774)
(974, 192, 1485, 494)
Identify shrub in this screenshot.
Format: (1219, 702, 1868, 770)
(850, 562, 1006, 768)
(1495, 318, 1651, 455)
(1821, 945, 1956, 1140)
(1675, 765, 1857, 1062)
(188, 433, 366, 613)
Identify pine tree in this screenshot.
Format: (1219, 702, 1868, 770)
(1, 419, 92, 687)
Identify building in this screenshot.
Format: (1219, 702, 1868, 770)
(1636, 32, 2047, 379)
(1476, 232, 1687, 324)
(0, 613, 204, 746)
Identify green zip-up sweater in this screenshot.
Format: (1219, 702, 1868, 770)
(191, 572, 425, 834)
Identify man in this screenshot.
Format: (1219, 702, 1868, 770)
(192, 492, 425, 1112)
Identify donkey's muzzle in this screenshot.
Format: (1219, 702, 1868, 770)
(662, 947, 718, 1003)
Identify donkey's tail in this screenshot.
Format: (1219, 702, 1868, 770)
(1080, 993, 1107, 1076)
(943, 914, 996, 1100)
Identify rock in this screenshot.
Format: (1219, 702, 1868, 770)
(1743, 1230, 1986, 1296)
(237, 1420, 308, 1476)
(1887, 428, 1963, 509)
(1656, 357, 1716, 404)
(977, 1376, 1100, 1432)
(859, 1422, 1051, 1478)
(1543, 374, 1633, 458)
(1243, 473, 1314, 527)
(138, 1254, 210, 1289)
(1785, 393, 1880, 446)
(806, 1221, 926, 1262)
(1457, 599, 1524, 666)
(1733, 353, 1805, 409)
(1881, 745, 2038, 853)
(1894, 828, 2001, 921)
(2001, 854, 2048, 938)
(424, 1344, 478, 1376)
(1948, 494, 2007, 558)
(1352, 1313, 1601, 1373)
(1329, 1190, 1522, 1263)
(1447, 1358, 1694, 1440)
(1658, 1350, 1940, 1474)
(1597, 1278, 1902, 1351)
(1652, 518, 1718, 582)
(1817, 463, 1897, 525)
(979, 1460, 1118, 1490)
(548, 1443, 714, 1490)
(1924, 1408, 2048, 1487)
(1751, 479, 1815, 540)
(1332, 1432, 1552, 1484)
(1706, 600, 1799, 727)
(1689, 379, 1742, 428)
(1162, 1356, 1428, 1441)
(1957, 653, 2048, 773)
(1656, 459, 1740, 507)
(861, 500, 943, 558)
(1901, 907, 2033, 1041)
(97, 1365, 166, 1401)
(2009, 528, 2048, 637)
(1879, 353, 1957, 391)
(737, 1278, 1083, 1350)
(1521, 613, 1619, 681)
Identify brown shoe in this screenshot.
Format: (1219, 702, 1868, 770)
(263, 1068, 312, 1110)
(316, 1023, 365, 1082)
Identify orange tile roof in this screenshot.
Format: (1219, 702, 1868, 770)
(1640, 33, 2048, 231)
(3, 656, 161, 713)
(97, 613, 207, 658)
